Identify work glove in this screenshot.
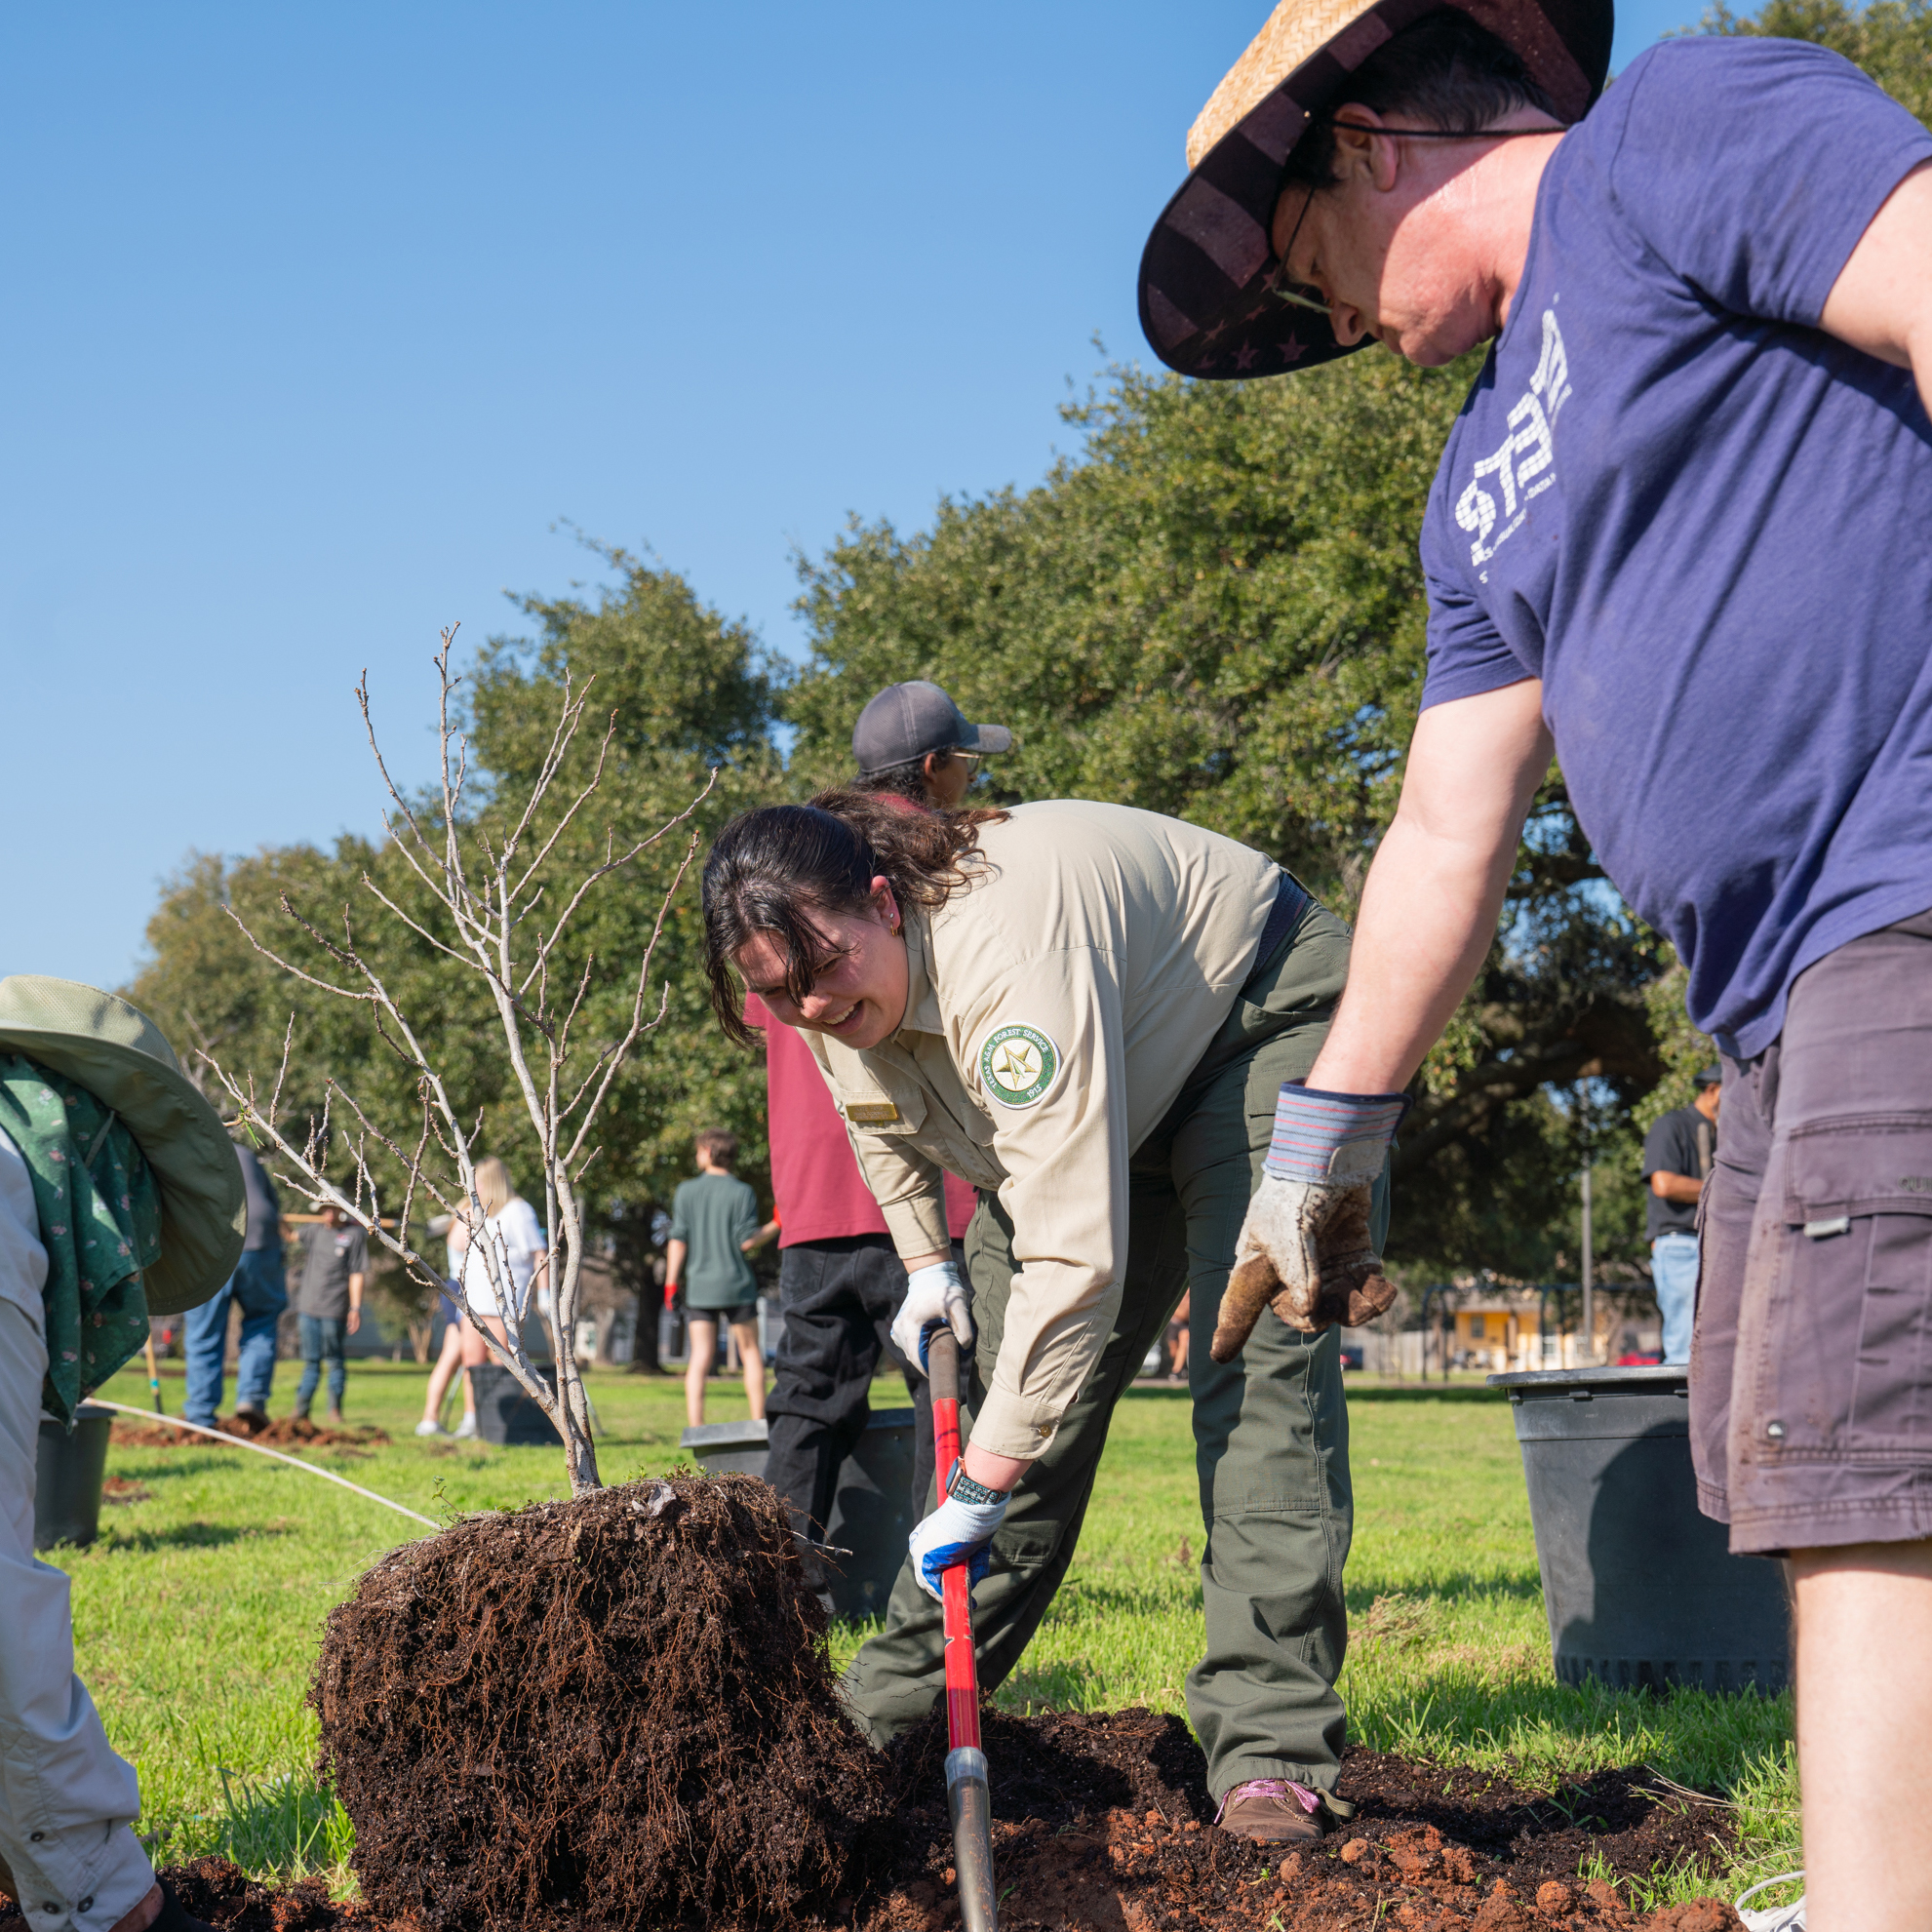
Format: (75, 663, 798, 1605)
(908, 1475, 1008, 1600)
(889, 1259, 974, 1378)
(1211, 1084, 1407, 1362)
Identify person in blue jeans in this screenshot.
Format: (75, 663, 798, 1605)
(183, 1140, 287, 1426)
(1639, 1070, 1720, 1365)
(294, 1203, 367, 1425)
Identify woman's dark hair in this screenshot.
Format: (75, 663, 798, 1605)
(702, 789, 1008, 1047)
(1280, 13, 1560, 192)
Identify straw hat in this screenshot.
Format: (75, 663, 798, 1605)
(0, 976, 246, 1316)
(1137, 0, 1613, 379)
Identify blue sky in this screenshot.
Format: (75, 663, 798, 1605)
(3, 0, 1708, 991)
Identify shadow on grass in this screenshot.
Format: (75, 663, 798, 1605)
(96, 1519, 296, 1554)
(1344, 1571, 1545, 1613)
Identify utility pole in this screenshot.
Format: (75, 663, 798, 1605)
(1580, 1131, 1596, 1366)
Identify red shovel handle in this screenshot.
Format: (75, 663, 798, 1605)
(926, 1328, 997, 1932)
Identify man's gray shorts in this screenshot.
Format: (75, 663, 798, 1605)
(1693, 908, 1932, 1555)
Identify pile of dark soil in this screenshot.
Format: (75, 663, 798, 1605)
(312, 1475, 887, 1929)
(109, 1416, 392, 1450)
(866, 1706, 1746, 1930)
(1, 1712, 1749, 1932)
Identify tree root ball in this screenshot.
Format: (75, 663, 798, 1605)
(312, 1476, 887, 1929)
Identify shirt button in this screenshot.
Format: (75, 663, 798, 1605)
(77, 1899, 94, 1914)
(28, 1831, 43, 1840)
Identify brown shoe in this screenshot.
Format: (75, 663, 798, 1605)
(324, 1409, 346, 1430)
(1214, 1779, 1331, 1844)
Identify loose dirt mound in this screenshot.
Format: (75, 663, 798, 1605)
(110, 1415, 392, 1450)
(869, 1706, 1745, 1930)
(2, 1714, 1748, 1931)
(312, 1475, 887, 1929)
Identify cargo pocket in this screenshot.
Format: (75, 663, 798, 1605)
(1776, 1115, 1932, 1454)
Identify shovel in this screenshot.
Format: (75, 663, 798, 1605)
(926, 1328, 999, 1932)
(144, 1333, 165, 1415)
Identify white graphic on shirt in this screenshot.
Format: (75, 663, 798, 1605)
(1455, 307, 1571, 575)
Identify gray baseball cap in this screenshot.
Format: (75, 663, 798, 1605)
(851, 681, 1013, 776)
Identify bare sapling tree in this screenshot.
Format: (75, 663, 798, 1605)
(203, 628, 714, 1494)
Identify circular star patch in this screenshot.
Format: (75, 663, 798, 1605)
(978, 1023, 1060, 1109)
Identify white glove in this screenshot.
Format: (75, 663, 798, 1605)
(909, 1482, 1007, 1599)
(890, 1259, 974, 1378)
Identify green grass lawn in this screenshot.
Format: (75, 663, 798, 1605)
(60, 1360, 1797, 1909)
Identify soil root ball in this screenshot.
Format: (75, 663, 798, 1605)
(312, 1475, 886, 1929)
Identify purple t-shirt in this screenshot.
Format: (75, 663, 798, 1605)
(1420, 37, 1932, 1058)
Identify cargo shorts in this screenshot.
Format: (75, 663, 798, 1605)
(1691, 908, 1932, 1556)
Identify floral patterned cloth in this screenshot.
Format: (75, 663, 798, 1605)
(0, 1052, 163, 1424)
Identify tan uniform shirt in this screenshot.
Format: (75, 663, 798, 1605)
(804, 800, 1280, 1460)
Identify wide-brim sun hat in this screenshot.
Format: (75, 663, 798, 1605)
(1138, 0, 1614, 380)
(0, 976, 246, 1316)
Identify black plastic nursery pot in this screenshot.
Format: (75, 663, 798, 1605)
(36, 1402, 113, 1550)
(469, 1362, 563, 1446)
(1488, 1365, 1791, 1695)
(682, 1408, 917, 1620)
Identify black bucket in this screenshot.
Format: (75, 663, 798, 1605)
(1488, 1365, 1790, 1695)
(470, 1363, 562, 1446)
(36, 1403, 113, 1550)
(681, 1408, 917, 1621)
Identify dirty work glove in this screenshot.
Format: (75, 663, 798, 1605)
(909, 1471, 1008, 1600)
(889, 1259, 974, 1378)
(1211, 1084, 1407, 1362)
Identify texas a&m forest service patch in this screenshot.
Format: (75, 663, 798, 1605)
(978, 1024, 1060, 1109)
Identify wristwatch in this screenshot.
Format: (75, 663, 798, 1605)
(948, 1468, 1009, 1507)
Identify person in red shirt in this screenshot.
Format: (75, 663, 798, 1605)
(751, 991, 975, 1585)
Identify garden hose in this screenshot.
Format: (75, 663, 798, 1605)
(90, 1400, 438, 1529)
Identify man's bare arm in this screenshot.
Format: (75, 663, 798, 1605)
(1820, 160, 1932, 414)
(1306, 680, 1553, 1094)
(1650, 1170, 1703, 1204)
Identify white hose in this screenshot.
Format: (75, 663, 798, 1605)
(1735, 1872, 1805, 1931)
(91, 1400, 438, 1530)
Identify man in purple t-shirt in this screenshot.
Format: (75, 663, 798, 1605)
(1140, 2, 1932, 1923)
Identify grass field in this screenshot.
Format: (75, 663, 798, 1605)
(59, 1359, 1799, 1910)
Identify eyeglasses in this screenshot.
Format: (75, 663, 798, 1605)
(948, 750, 982, 771)
(1267, 121, 1569, 319)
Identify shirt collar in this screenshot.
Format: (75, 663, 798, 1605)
(895, 911, 945, 1039)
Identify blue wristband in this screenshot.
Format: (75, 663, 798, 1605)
(1264, 1083, 1410, 1185)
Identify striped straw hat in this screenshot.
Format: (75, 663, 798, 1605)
(1137, 0, 1613, 380)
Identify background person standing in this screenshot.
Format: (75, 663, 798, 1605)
(1640, 1069, 1720, 1365)
(292, 1203, 365, 1427)
(850, 680, 1011, 808)
(666, 1131, 776, 1429)
(181, 1139, 286, 1428)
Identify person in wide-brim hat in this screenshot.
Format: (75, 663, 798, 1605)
(0, 976, 242, 1932)
(1137, 0, 1611, 379)
(0, 976, 244, 1318)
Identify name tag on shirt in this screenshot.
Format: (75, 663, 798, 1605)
(846, 1101, 900, 1126)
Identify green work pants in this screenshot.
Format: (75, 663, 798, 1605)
(842, 901, 1386, 1801)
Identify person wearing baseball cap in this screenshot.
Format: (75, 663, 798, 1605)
(1144, 0, 1932, 1919)
(850, 681, 1012, 810)
(0, 977, 244, 1932)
